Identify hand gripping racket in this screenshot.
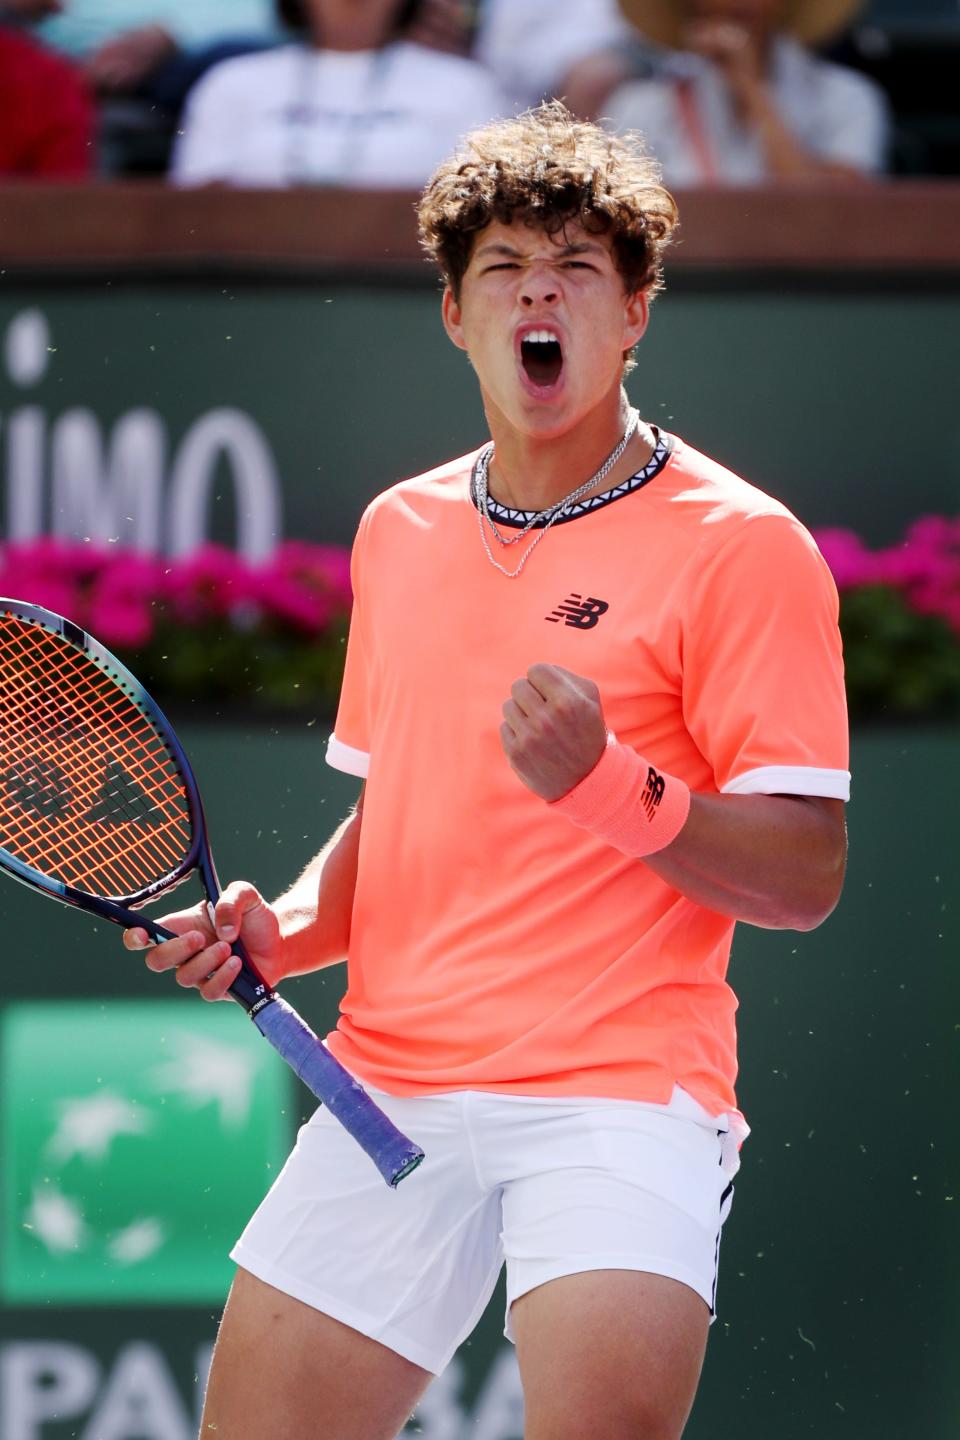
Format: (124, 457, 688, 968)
(0, 599, 423, 1187)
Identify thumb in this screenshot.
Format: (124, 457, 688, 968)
(213, 882, 267, 941)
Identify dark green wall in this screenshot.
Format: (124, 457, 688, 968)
(1, 724, 956, 1438)
(0, 280, 956, 554)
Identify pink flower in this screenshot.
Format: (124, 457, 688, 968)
(163, 545, 254, 622)
(0, 539, 106, 619)
(251, 542, 352, 633)
(888, 516, 960, 633)
(88, 553, 162, 649)
(813, 528, 881, 589)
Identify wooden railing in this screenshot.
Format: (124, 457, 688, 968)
(1, 181, 958, 276)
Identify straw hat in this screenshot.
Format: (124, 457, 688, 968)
(618, 0, 866, 48)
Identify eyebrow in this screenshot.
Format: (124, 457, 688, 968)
(473, 240, 608, 261)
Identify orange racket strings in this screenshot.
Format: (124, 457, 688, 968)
(0, 618, 192, 897)
(0, 624, 188, 880)
(0, 629, 188, 892)
(0, 636, 185, 892)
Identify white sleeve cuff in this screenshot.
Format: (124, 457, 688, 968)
(721, 765, 850, 801)
(325, 735, 369, 779)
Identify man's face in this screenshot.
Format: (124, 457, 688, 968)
(442, 220, 648, 441)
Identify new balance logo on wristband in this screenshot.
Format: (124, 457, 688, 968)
(642, 767, 666, 820)
(546, 594, 610, 628)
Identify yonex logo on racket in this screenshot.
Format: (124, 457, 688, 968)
(545, 594, 610, 629)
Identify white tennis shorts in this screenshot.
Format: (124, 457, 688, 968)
(231, 1084, 742, 1376)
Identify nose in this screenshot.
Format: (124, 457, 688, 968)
(519, 267, 559, 308)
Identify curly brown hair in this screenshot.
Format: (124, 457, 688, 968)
(418, 102, 678, 301)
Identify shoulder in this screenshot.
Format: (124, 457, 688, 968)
(0, 25, 82, 87)
(778, 39, 887, 115)
(185, 43, 298, 106)
(652, 435, 831, 587)
(391, 41, 504, 99)
(655, 434, 801, 533)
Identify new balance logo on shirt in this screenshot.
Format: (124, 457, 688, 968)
(546, 594, 609, 628)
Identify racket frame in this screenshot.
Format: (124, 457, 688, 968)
(0, 598, 271, 1014)
(0, 598, 424, 1185)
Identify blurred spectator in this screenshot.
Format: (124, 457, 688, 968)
(29, 0, 284, 96)
(475, 0, 630, 108)
(397, 0, 632, 109)
(572, 0, 890, 184)
(1, 0, 286, 174)
(170, 0, 506, 188)
(0, 21, 94, 177)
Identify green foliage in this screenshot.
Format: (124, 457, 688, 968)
(840, 586, 960, 721)
(130, 617, 350, 716)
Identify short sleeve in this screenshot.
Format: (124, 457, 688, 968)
(809, 66, 890, 173)
(325, 512, 372, 779)
(681, 515, 850, 800)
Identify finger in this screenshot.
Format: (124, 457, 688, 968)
(499, 719, 519, 756)
(509, 678, 546, 716)
(173, 941, 234, 990)
(123, 926, 153, 951)
(214, 882, 264, 940)
(124, 901, 211, 951)
(525, 662, 557, 699)
(530, 662, 600, 709)
(527, 661, 581, 700)
(142, 930, 209, 974)
(198, 953, 243, 1002)
(500, 698, 528, 736)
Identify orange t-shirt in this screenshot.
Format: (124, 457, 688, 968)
(324, 433, 849, 1124)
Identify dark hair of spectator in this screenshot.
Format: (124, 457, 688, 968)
(277, 0, 423, 34)
(418, 102, 679, 302)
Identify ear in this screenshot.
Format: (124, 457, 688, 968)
(441, 286, 469, 352)
(623, 289, 650, 351)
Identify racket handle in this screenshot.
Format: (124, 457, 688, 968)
(252, 996, 424, 1188)
(133, 915, 424, 1187)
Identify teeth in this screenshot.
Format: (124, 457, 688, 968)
(524, 330, 559, 345)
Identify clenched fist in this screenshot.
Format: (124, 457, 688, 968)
(500, 663, 608, 801)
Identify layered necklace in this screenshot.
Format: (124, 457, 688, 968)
(474, 408, 640, 579)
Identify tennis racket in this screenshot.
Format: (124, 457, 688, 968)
(0, 598, 423, 1187)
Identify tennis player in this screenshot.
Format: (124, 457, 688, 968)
(128, 102, 849, 1440)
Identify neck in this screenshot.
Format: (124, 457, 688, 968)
(309, 30, 391, 51)
(484, 393, 652, 511)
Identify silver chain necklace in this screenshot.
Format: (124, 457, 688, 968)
(474, 409, 640, 578)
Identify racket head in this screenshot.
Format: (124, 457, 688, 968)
(0, 598, 206, 911)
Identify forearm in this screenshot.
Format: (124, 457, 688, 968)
(272, 799, 363, 978)
(501, 664, 847, 932)
(644, 791, 847, 930)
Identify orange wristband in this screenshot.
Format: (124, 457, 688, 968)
(549, 732, 691, 858)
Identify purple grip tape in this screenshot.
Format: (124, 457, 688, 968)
(252, 996, 424, 1187)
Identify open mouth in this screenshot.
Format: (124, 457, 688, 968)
(520, 329, 564, 389)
